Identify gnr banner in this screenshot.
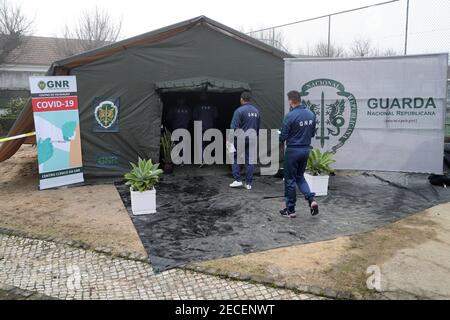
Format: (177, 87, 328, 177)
(285, 54, 449, 174)
(29, 76, 84, 189)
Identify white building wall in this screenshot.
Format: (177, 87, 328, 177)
(0, 64, 49, 90)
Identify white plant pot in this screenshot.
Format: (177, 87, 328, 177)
(130, 188, 156, 215)
(304, 173, 329, 197)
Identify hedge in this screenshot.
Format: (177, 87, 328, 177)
(0, 118, 16, 136)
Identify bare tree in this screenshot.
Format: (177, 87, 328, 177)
(350, 37, 401, 57)
(313, 41, 346, 57)
(245, 27, 290, 53)
(350, 37, 376, 57)
(379, 48, 399, 56)
(298, 41, 345, 57)
(56, 6, 122, 57)
(297, 43, 311, 56)
(0, 0, 32, 65)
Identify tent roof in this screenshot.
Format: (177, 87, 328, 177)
(50, 15, 291, 74)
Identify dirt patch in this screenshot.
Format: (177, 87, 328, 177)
(0, 145, 146, 257)
(193, 203, 450, 298)
(377, 206, 450, 299)
(322, 208, 440, 296)
(195, 237, 351, 282)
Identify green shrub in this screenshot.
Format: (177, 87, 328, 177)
(124, 158, 163, 192)
(1, 97, 28, 119)
(0, 118, 16, 136)
(307, 149, 336, 176)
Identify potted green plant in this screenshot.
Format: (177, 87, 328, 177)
(160, 128, 175, 174)
(305, 149, 335, 196)
(124, 158, 163, 215)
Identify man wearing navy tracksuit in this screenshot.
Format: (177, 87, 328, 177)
(279, 90, 319, 218)
(166, 97, 192, 133)
(166, 97, 192, 164)
(229, 92, 260, 190)
(194, 93, 218, 131)
(193, 93, 218, 166)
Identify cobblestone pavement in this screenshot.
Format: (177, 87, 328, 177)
(0, 233, 321, 300)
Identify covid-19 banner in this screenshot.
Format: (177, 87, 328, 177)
(29, 76, 84, 190)
(285, 54, 449, 174)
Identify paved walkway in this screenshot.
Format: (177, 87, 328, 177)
(0, 233, 320, 300)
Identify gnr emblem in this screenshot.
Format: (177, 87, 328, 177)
(300, 79, 358, 152)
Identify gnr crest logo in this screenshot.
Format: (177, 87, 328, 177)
(300, 79, 358, 152)
(95, 101, 118, 129)
(38, 81, 46, 90)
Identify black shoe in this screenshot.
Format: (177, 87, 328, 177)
(310, 201, 319, 216)
(280, 208, 297, 218)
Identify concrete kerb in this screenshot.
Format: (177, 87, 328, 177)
(0, 226, 149, 263)
(183, 264, 389, 300)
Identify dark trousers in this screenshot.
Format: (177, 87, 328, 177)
(201, 128, 214, 162)
(284, 146, 315, 211)
(232, 141, 255, 185)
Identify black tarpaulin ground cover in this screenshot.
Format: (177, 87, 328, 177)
(115, 166, 450, 272)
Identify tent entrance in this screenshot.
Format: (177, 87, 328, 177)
(160, 91, 242, 165)
(160, 91, 242, 133)
(157, 77, 250, 165)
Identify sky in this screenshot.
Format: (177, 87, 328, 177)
(14, 0, 387, 38)
(11, 0, 450, 56)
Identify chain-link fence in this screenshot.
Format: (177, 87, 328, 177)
(247, 0, 450, 60)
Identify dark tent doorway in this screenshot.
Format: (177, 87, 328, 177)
(157, 77, 250, 165)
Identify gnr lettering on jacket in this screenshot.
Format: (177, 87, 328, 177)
(299, 120, 314, 127)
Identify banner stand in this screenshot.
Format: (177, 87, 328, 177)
(29, 76, 84, 190)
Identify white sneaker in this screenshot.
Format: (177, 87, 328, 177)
(229, 181, 243, 188)
(245, 184, 252, 190)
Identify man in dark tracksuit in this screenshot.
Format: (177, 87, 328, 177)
(279, 90, 319, 218)
(194, 93, 218, 131)
(166, 97, 192, 132)
(229, 91, 260, 190)
(193, 93, 218, 166)
(166, 97, 191, 164)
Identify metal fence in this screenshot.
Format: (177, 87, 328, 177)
(247, 0, 450, 59)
